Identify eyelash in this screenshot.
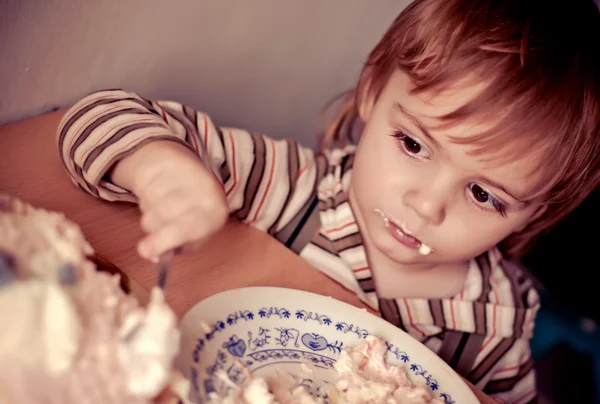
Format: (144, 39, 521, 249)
(390, 130, 508, 218)
(468, 184, 508, 218)
(391, 130, 431, 160)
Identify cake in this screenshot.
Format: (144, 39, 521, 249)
(0, 195, 190, 404)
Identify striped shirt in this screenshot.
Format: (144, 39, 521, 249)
(57, 90, 540, 403)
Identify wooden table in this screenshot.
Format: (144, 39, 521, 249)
(0, 109, 493, 403)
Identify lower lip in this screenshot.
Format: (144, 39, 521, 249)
(387, 221, 422, 249)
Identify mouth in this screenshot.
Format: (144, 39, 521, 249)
(374, 209, 433, 256)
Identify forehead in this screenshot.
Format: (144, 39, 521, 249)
(387, 71, 487, 125)
(383, 71, 546, 197)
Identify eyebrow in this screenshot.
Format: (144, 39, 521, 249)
(395, 102, 526, 204)
(394, 102, 439, 148)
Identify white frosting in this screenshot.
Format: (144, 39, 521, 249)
(0, 209, 93, 283)
(118, 287, 181, 399)
(418, 243, 432, 256)
(0, 195, 188, 403)
(208, 336, 442, 404)
(243, 379, 275, 404)
(0, 280, 81, 375)
(374, 209, 433, 256)
(29, 223, 84, 278)
(169, 372, 194, 404)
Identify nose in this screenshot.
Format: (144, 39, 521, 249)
(403, 184, 447, 226)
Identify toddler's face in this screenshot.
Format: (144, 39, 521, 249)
(350, 70, 544, 267)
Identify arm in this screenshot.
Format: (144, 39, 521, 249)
(57, 89, 319, 234)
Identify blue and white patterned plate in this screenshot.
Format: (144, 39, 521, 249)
(175, 287, 479, 403)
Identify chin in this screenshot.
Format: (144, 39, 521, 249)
(369, 228, 395, 251)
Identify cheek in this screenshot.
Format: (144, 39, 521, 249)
(356, 134, 401, 187)
(438, 221, 504, 259)
(441, 210, 532, 256)
(362, 123, 403, 167)
(355, 131, 422, 200)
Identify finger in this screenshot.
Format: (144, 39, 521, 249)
(137, 217, 208, 260)
(139, 191, 191, 232)
(175, 240, 204, 254)
(138, 196, 155, 215)
(140, 210, 162, 233)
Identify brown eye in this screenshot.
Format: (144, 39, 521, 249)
(391, 131, 431, 159)
(470, 184, 489, 203)
(403, 136, 422, 154)
(468, 183, 507, 217)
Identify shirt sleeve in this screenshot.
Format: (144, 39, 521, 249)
(479, 338, 537, 404)
(56, 89, 319, 234)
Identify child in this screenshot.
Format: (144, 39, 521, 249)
(56, 0, 600, 402)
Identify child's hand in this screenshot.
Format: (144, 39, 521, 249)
(111, 140, 228, 261)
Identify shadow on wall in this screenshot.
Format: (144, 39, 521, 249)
(0, 0, 409, 147)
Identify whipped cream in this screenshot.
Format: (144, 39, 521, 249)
(418, 244, 432, 256)
(0, 280, 82, 376)
(0, 194, 190, 403)
(332, 336, 441, 403)
(118, 287, 181, 399)
(374, 209, 433, 256)
(207, 336, 442, 404)
(0, 198, 93, 283)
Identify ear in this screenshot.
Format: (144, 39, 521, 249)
(515, 204, 548, 232)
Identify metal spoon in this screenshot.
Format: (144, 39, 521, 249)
(156, 250, 175, 290)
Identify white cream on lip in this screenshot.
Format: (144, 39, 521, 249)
(374, 209, 433, 256)
(418, 243, 432, 256)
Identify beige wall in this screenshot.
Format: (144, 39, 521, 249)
(0, 0, 410, 147)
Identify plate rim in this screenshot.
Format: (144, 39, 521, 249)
(179, 286, 479, 403)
